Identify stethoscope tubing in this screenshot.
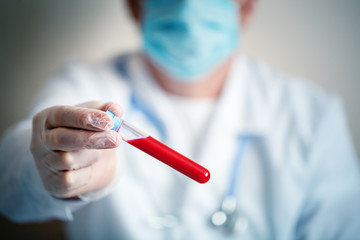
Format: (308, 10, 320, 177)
(227, 135, 250, 197)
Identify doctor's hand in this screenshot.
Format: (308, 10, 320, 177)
(30, 101, 122, 199)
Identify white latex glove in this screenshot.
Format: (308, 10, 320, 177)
(30, 101, 122, 199)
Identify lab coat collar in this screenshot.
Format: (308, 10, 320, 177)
(126, 52, 271, 144)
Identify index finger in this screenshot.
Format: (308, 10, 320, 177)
(45, 105, 113, 131)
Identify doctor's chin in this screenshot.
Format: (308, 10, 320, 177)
(1, 0, 360, 239)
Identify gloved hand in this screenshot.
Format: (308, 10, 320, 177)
(30, 101, 122, 199)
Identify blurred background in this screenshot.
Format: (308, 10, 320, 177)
(0, 0, 359, 238)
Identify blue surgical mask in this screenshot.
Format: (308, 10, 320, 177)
(141, 0, 240, 82)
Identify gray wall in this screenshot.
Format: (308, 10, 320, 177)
(1, 0, 359, 157)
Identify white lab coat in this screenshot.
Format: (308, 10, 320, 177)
(0, 53, 359, 240)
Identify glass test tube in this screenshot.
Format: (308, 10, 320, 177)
(106, 110, 210, 184)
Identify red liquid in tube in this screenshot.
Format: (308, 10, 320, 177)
(127, 136, 210, 184)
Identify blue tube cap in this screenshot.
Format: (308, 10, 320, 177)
(106, 110, 122, 132)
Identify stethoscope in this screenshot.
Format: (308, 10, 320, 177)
(209, 135, 250, 234)
(116, 59, 251, 234)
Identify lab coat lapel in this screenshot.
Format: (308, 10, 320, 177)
(192, 55, 271, 203)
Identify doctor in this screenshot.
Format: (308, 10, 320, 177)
(1, 0, 359, 239)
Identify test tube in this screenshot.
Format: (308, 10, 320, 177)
(106, 110, 210, 184)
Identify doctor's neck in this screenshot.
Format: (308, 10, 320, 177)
(143, 56, 233, 99)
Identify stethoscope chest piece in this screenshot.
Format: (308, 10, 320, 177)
(210, 195, 248, 234)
